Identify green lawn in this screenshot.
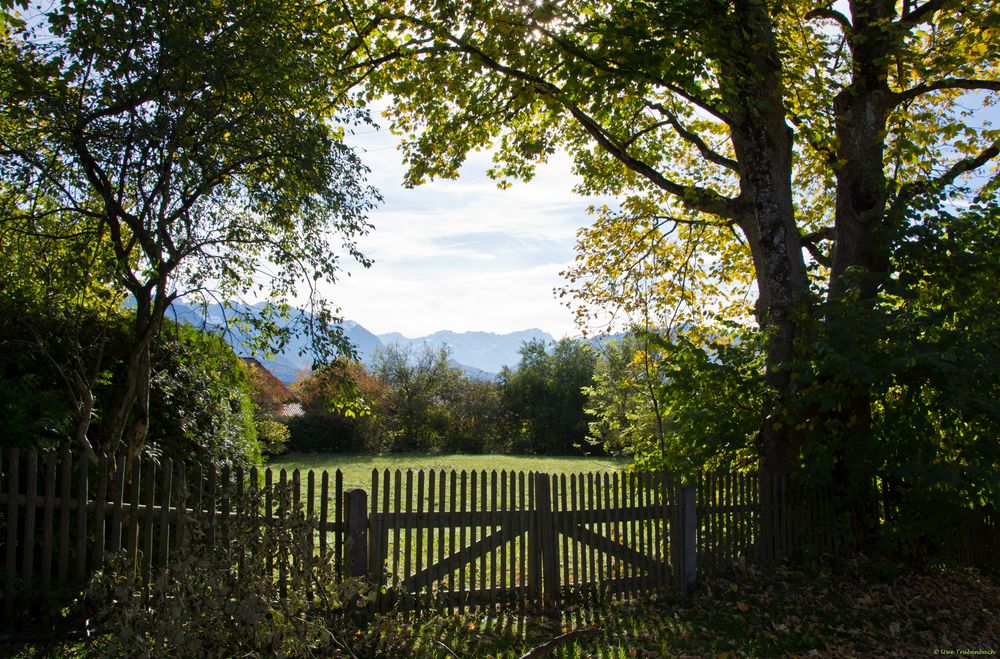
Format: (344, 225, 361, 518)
(268, 452, 629, 494)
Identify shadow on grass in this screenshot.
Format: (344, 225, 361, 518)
(356, 559, 1000, 658)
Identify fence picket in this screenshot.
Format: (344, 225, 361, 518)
(140, 459, 156, 599)
(436, 470, 446, 605)
(125, 456, 141, 580)
(176, 464, 188, 556)
(94, 454, 108, 570)
(381, 468, 391, 614)
(23, 450, 37, 603)
(291, 469, 301, 589)
(569, 473, 580, 594)
(4, 448, 19, 624)
(157, 459, 172, 572)
(57, 450, 72, 589)
(306, 470, 315, 586)
(458, 471, 468, 611)
(40, 452, 57, 605)
(489, 470, 498, 608)
(479, 470, 488, 603)
(392, 469, 402, 608)
(319, 470, 329, 564)
(403, 469, 414, 609)
(335, 470, 344, 572)
(518, 470, 527, 609)
(498, 470, 508, 603)
(415, 470, 425, 605)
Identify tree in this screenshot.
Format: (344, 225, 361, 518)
(290, 359, 390, 452)
(371, 344, 464, 451)
(586, 329, 763, 475)
(501, 338, 597, 454)
(348, 0, 999, 481)
(1, 0, 378, 463)
(442, 377, 514, 453)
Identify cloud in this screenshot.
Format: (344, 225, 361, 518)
(323, 126, 600, 337)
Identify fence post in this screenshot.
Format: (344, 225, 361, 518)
(527, 474, 541, 604)
(678, 483, 697, 594)
(534, 473, 560, 606)
(344, 488, 368, 579)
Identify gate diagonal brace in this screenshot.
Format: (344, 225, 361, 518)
(393, 526, 524, 595)
(562, 523, 666, 576)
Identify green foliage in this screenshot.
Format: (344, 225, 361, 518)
(147, 323, 261, 467)
(86, 483, 373, 657)
(501, 338, 598, 455)
(370, 344, 466, 452)
(586, 326, 763, 476)
(0, 0, 378, 458)
(442, 377, 515, 454)
(0, 299, 128, 451)
(779, 199, 1000, 547)
(288, 360, 388, 453)
(255, 419, 290, 457)
(351, 0, 1000, 489)
(0, 300, 265, 466)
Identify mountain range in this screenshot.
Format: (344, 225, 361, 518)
(167, 301, 554, 383)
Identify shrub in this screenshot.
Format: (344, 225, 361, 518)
(86, 482, 373, 657)
(256, 418, 291, 456)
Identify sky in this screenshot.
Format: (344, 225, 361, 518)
(328, 115, 601, 340)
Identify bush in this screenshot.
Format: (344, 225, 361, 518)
(86, 482, 373, 657)
(286, 413, 369, 453)
(256, 418, 291, 456)
(147, 323, 262, 467)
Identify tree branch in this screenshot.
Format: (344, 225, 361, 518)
(800, 226, 834, 267)
(889, 138, 1000, 219)
(804, 7, 853, 36)
(891, 78, 1000, 108)
(646, 102, 739, 171)
(898, 0, 956, 27)
(519, 628, 603, 658)
(562, 101, 739, 218)
(533, 18, 734, 124)
(408, 32, 741, 219)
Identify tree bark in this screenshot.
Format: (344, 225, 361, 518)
(104, 288, 168, 464)
(826, 0, 898, 493)
(720, 0, 811, 478)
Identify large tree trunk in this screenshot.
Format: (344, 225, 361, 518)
(721, 0, 811, 478)
(831, 0, 894, 300)
(826, 0, 898, 495)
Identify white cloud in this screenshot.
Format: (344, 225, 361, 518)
(323, 124, 599, 337)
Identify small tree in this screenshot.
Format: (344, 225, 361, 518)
(0, 0, 378, 463)
(371, 344, 464, 451)
(501, 338, 597, 454)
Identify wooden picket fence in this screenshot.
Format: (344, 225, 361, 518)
(1, 448, 997, 631)
(360, 469, 692, 613)
(0, 448, 346, 630)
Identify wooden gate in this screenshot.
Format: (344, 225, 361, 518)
(363, 469, 688, 611)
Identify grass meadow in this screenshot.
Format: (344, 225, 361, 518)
(268, 452, 629, 494)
